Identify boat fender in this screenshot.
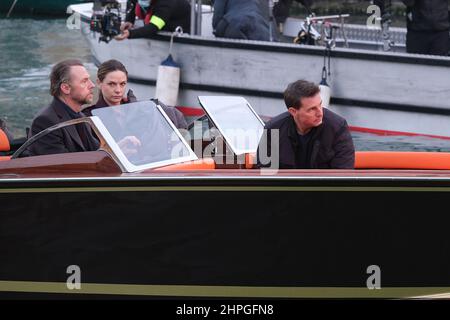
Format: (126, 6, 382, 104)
(319, 67, 331, 108)
(155, 54, 180, 106)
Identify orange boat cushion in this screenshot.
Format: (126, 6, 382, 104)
(0, 129, 10, 152)
(355, 151, 450, 170)
(245, 151, 450, 170)
(154, 158, 216, 171)
(245, 153, 257, 169)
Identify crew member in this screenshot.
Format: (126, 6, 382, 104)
(375, 0, 449, 55)
(115, 0, 191, 40)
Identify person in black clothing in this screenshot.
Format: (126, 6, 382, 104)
(375, 0, 449, 55)
(403, 0, 449, 55)
(257, 80, 355, 169)
(26, 59, 99, 157)
(115, 0, 191, 40)
(82, 59, 143, 156)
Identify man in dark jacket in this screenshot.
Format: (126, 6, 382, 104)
(375, 0, 449, 55)
(26, 59, 99, 157)
(213, 0, 276, 41)
(257, 80, 354, 169)
(402, 0, 449, 55)
(115, 0, 191, 40)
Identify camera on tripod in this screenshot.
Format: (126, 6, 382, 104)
(90, 0, 122, 43)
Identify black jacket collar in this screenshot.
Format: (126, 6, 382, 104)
(50, 97, 86, 151)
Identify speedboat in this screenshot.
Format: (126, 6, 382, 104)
(1, 97, 450, 298)
(67, 1, 450, 139)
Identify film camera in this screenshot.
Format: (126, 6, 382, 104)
(90, 0, 122, 43)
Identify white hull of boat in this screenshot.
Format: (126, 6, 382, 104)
(70, 3, 450, 139)
(128, 81, 450, 139)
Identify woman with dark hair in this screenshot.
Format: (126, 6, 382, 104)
(83, 59, 187, 128)
(83, 59, 135, 116)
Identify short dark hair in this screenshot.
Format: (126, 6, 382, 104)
(49, 59, 84, 97)
(97, 59, 128, 82)
(283, 80, 320, 110)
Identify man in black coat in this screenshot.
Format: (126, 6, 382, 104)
(375, 0, 449, 55)
(402, 0, 449, 55)
(26, 59, 99, 157)
(116, 0, 191, 40)
(257, 80, 355, 169)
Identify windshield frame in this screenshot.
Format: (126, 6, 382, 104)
(91, 103, 198, 172)
(198, 96, 266, 155)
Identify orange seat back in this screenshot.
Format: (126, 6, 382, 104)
(245, 153, 257, 169)
(355, 151, 450, 170)
(0, 129, 10, 152)
(154, 158, 216, 171)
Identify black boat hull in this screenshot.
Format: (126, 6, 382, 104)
(1, 177, 450, 298)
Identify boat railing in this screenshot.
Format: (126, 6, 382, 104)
(288, 13, 351, 48)
(283, 15, 407, 50)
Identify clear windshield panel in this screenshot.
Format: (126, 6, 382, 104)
(92, 100, 196, 168)
(198, 96, 265, 155)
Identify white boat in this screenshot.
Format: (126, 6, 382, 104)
(68, 1, 450, 139)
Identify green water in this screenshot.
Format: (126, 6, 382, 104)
(0, 18, 95, 138)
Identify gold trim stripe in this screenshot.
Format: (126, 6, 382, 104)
(1, 281, 450, 298)
(0, 186, 450, 194)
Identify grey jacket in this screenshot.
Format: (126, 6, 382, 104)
(213, 0, 276, 41)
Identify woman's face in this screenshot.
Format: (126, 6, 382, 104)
(97, 70, 127, 106)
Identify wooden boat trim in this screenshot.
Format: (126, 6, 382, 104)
(0, 279, 449, 298)
(3, 171, 450, 181)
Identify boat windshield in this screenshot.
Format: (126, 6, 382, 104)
(91, 100, 197, 172)
(198, 96, 265, 155)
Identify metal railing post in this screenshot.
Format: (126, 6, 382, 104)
(196, 0, 202, 36)
(190, 0, 196, 35)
